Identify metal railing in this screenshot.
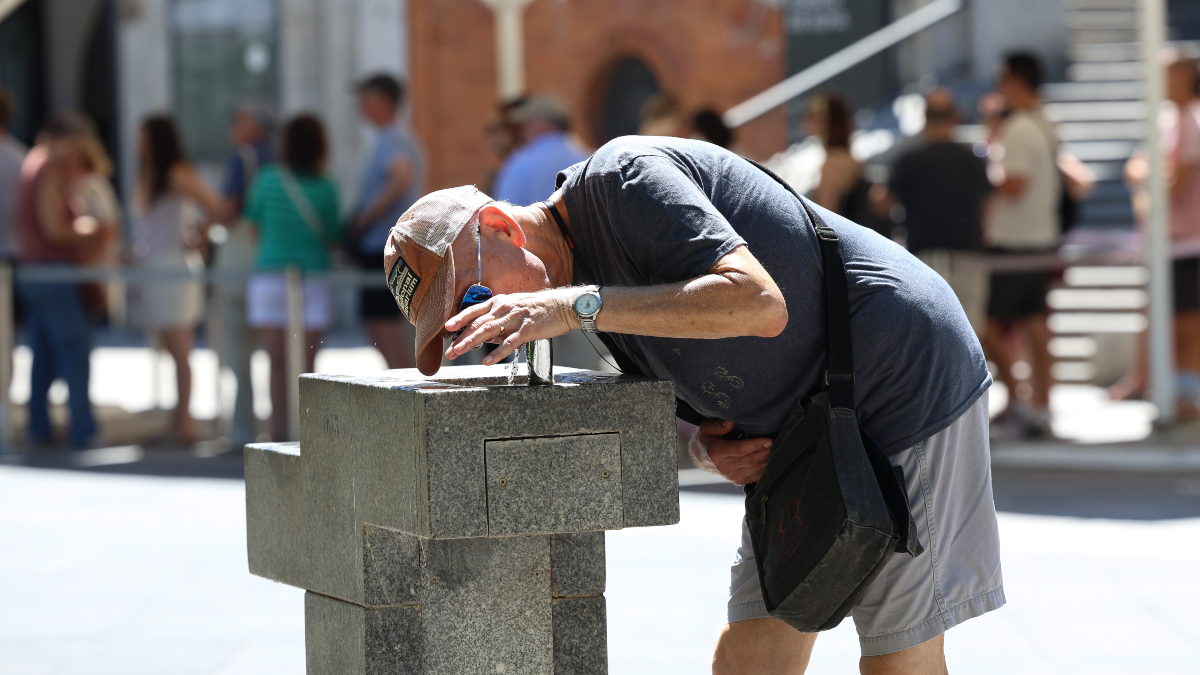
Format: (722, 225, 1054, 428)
(0, 261, 388, 446)
(0, 236, 1181, 445)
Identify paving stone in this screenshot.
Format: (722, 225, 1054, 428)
(552, 596, 608, 675)
(551, 532, 606, 598)
(486, 434, 622, 536)
(420, 534, 553, 674)
(244, 442, 304, 587)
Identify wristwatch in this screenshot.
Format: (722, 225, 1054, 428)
(573, 286, 603, 333)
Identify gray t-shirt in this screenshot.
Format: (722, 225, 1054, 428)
(557, 137, 990, 456)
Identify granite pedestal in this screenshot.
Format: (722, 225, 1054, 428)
(245, 365, 679, 674)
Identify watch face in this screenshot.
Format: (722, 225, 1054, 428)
(575, 293, 601, 315)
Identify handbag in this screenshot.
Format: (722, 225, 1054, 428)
(742, 164, 924, 632)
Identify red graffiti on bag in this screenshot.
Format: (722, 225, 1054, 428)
(778, 498, 809, 564)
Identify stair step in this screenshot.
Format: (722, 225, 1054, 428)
(1083, 161, 1127, 182)
(1068, 42, 1141, 63)
(1062, 140, 1139, 161)
(1043, 80, 1142, 102)
(1057, 121, 1145, 142)
(1068, 61, 1144, 81)
(1045, 100, 1146, 122)
(1066, 9, 1136, 30)
(1078, 200, 1135, 223)
(1071, 28, 1139, 44)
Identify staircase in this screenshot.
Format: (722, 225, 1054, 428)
(1043, 0, 1142, 232)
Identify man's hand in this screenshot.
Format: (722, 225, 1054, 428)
(444, 289, 576, 364)
(689, 419, 773, 486)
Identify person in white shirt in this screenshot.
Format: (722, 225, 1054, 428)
(983, 53, 1060, 438)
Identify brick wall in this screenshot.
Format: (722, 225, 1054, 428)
(410, 0, 787, 193)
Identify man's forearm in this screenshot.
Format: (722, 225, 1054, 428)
(554, 247, 788, 339)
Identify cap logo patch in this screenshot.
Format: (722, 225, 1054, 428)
(388, 257, 422, 320)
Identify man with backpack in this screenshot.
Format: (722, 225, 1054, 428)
(383, 135, 1003, 674)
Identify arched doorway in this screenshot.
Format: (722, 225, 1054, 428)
(597, 56, 659, 145)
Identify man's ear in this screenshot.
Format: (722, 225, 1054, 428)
(479, 203, 527, 248)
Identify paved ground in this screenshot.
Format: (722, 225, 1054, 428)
(2, 460, 1199, 675)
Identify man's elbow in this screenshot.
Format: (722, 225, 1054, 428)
(750, 291, 788, 337)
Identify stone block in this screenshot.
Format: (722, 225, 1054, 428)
(299, 375, 360, 602)
(551, 532, 605, 598)
(305, 591, 423, 675)
(552, 596, 608, 675)
(362, 524, 421, 608)
(245, 442, 304, 587)
(420, 534, 553, 674)
(486, 434, 622, 536)
(332, 365, 679, 539)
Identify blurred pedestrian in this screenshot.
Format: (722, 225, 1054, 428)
(871, 89, 992, 334)
(1115, 53, 1200, 414)
(215, 103, 275, 447)
(132, 115, 222, 445)
(691, 109, 735, 150)
(0, 88, 24, 424)
(803, 93, 863, 216)
(493, 95, 589, 207)
(483, 96, 527, 194)
(350, 74, 423, 369)
(67, 134, 121, 324)
(639, 93, 685, 137)
(982, 52, 1060, 438)
(14, 112, 109, 447)
(243, 114, 341, 441)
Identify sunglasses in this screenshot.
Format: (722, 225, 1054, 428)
(452, 224, 493, 345)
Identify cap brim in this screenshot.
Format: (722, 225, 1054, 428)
(411, 248, 457, 376)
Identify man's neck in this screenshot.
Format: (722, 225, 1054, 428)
(521, 195, 574, 288)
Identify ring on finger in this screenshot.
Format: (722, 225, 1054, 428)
(496, 322, 506, 340)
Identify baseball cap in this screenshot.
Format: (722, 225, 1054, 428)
(508, 95, 571, 127)
(384, 186, 494, 375)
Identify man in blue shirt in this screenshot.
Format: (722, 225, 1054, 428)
(492, 95, 588, 207)
(350, 74, 425, 368)
(216, 102, 275, 449)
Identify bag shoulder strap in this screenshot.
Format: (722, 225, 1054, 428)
(277, 167, 325, 238)
(744, 158, 855, 410)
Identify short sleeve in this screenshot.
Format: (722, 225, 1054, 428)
(1000, 118, 1039, 178)
(242, 170, 265, 227)
(607, 156, 746, 284)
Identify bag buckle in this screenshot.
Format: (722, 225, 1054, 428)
(825, 371, 854, 386)
(816, 227, 839, 242)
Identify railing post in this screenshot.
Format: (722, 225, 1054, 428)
(285, 266, 304, 442)
(0, 261, 13, 449)
(1141, 0, 1175, 426)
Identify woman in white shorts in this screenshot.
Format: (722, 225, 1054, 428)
(242, 114, 342, 440)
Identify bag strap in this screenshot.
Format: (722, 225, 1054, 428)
(278, 167, 325, 239)
(743, 159, 855, 411)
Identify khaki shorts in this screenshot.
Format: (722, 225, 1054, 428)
(727, 394, 1005, 656)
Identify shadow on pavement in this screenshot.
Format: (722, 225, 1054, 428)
(683, 468, 1200, 521)
(1, 446, 245, 480)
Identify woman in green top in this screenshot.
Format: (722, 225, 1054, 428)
(243, 114, 341, 440)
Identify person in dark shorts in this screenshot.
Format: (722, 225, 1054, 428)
(350, 74, 424, 368)
(1114, 53, 1200, 413)
(983, 54, 1060, 438)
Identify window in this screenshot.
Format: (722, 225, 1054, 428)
(170, 0, 277, 161)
